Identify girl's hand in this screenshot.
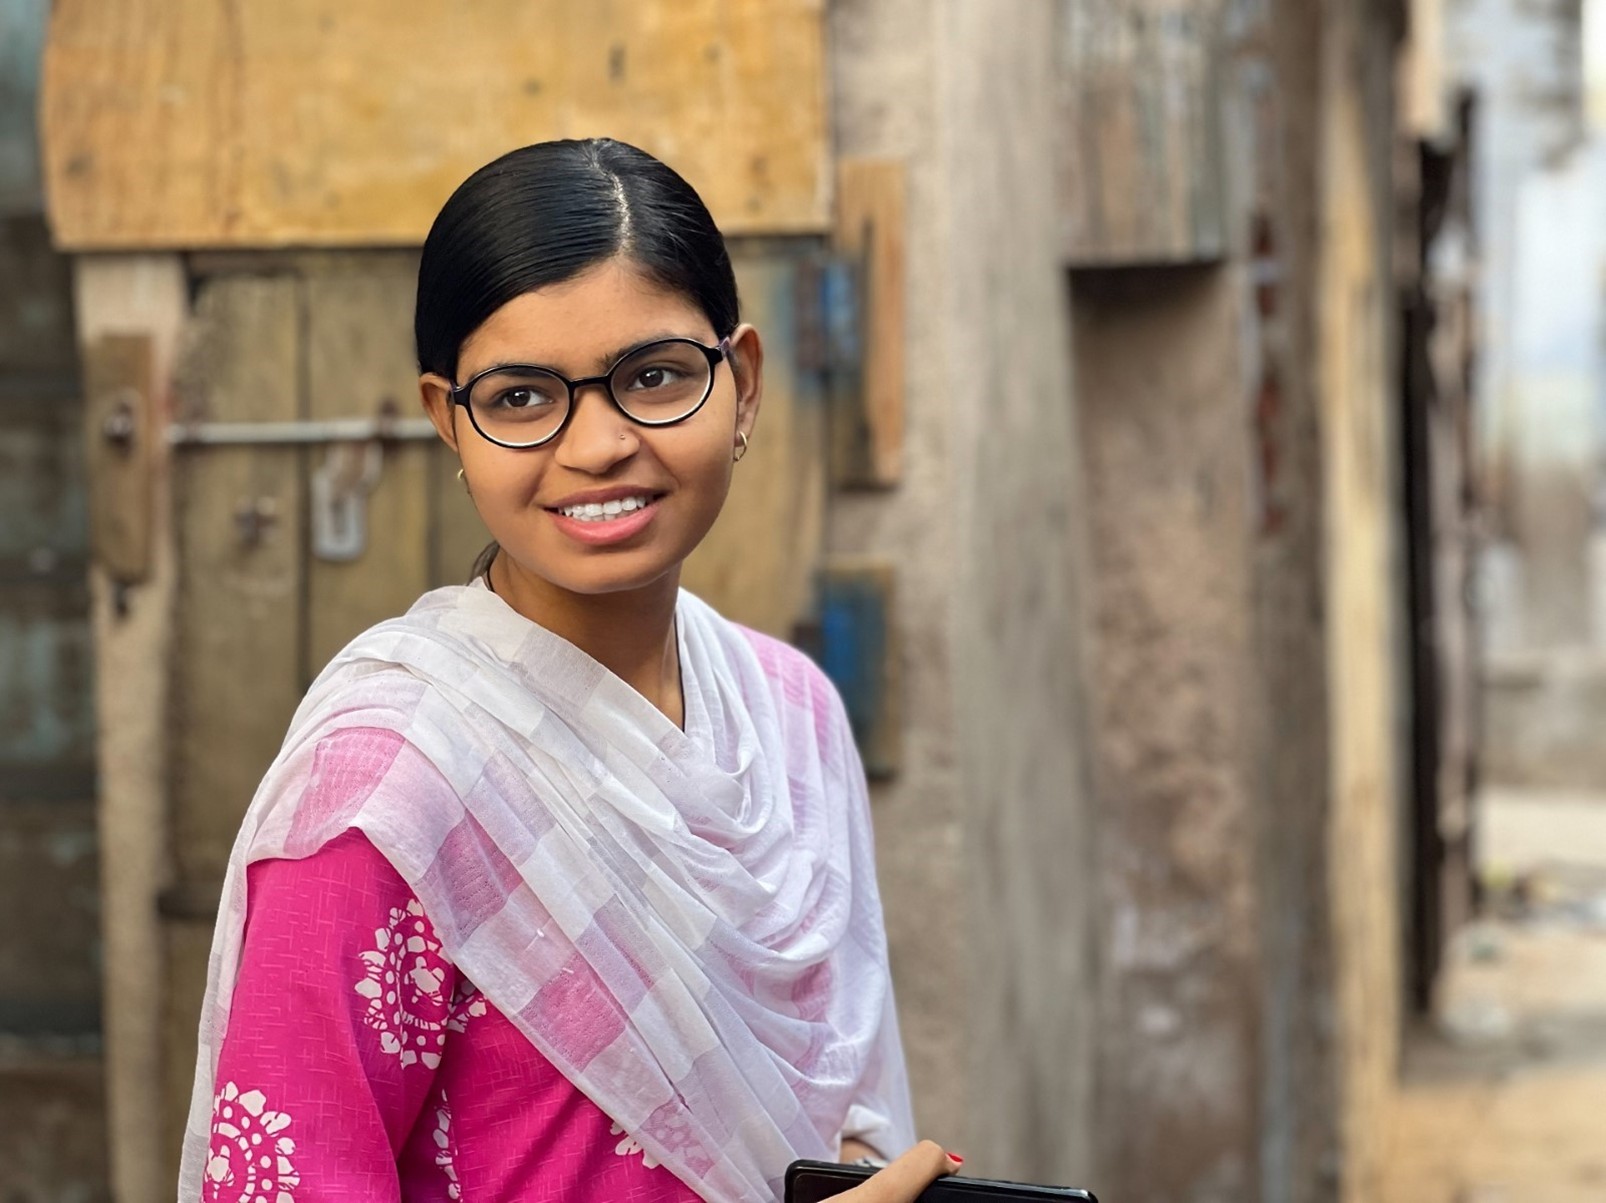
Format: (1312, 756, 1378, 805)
(829, 1141, 962, 1202)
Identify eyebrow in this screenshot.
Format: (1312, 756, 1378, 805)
(468, 331, 710, 381)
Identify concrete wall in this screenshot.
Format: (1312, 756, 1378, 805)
(1246, 5, 1343, 1200)
(1063, 5, 1410, 1202)
(829, 0, 1098, 1181)
(1074, 265, 1263, 1203)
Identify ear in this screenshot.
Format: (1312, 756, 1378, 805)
(419, 373, 461, 454)
(727, 323, 764, 441)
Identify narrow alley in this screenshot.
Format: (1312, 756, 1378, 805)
(3, 0, 1606, 1200)
(1382, 789, 1606, 1202)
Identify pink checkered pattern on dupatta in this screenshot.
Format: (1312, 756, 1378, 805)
(178, 581, 915, 1203)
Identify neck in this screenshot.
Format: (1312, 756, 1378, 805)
(488, 554, 684, 728)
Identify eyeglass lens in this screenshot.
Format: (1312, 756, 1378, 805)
(466, 340, 713, 446)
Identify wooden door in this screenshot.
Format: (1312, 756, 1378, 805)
(77, 243, 829, 1191)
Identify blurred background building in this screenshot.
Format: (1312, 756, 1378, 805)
(0, 0, 1602, 1200)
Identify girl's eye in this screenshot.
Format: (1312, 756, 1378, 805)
(629, 365, 683, 391)
(494, 388, 555, 409)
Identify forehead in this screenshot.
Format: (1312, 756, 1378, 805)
(457, 258, 710, 375)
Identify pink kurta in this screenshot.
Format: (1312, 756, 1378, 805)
(204, 823, 704, 1202)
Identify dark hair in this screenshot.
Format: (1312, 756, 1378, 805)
(414, 138, 740, 379)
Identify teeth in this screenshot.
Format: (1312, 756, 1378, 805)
(559, 496, 654, 521)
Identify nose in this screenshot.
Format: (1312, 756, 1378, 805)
(552, 381, 638, 471)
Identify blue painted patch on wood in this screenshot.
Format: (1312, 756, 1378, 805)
(813, 564, 899, 780)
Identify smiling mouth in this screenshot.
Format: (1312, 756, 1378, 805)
(548, 493, 665, 523)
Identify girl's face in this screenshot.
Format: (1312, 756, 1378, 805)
(419, 257, 762, 600)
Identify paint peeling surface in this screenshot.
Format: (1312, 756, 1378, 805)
(1060, 0, 1228, 264)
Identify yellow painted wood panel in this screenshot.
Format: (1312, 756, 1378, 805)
(41, 0, 828, 250)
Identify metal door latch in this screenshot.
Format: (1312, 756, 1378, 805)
(168, 401, 439, 562)
(310, 443, 384, 561)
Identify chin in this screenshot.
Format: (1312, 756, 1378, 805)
(515, 549, 683, 599)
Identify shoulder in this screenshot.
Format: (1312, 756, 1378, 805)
(736, 623, 836, 701)
(683, 591, 844, 706)
(736, 624, 857, 753)
(678, 590, 855, 751)
(246, 828, 418, 940)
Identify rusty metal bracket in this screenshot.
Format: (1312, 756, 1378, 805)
(84, 334, 155, 586)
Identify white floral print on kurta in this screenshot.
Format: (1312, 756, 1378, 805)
(430, 1090, 461, 1200)
(446, 977, 488, 1034)
(355, 898, 448, 1068)
(609, 1120, 662, 1169)
(204, 1080, 300, 1203)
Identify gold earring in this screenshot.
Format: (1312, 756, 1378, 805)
(734, 431, 749, 463)
(456, 466, 469, 492)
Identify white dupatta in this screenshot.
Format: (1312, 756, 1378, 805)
(178, 582, 915, 1202)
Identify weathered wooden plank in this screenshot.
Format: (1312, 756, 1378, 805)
(73, 251, 188, 1203)
(161, 915, 214, 1193)
(41, 0, 829, 249)
(831, 159, 906, 488)
(163, 271, 304, 1182)
(681, 246, 826, 639)
(0, 798, 101, 1032)
(0, 393, 87, 559)
(0, 216, 77, 372)
(431, 446, 493, 588)
(0, 584, 95, 775)
(0, 1053, 109, 1202)
(169, 274, 303, 889)
(1059, 0, 1227, 265)
(302, 253, 436, 670)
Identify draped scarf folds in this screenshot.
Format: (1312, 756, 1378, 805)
(178, 582, 915, 1203)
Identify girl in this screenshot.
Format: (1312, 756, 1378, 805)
(178, 139, 956, 1203)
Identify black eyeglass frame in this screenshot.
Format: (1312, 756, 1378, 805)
(449, 336, 733, 450)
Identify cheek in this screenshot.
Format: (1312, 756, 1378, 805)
(461, 446, 545, 509)
(663, 432, 735, 506)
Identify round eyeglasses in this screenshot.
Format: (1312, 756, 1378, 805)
(450, 336, 732, 449)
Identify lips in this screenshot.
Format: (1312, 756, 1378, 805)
(544, 491, 666, 546)
(543, 484, 668, 511)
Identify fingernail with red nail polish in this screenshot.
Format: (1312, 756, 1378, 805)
(947, 1153, 965, 1166)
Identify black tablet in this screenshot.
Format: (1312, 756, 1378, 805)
(784, 1159, 1098, 1203)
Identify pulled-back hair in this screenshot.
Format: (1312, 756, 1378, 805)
(415, 138, 740, 378)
